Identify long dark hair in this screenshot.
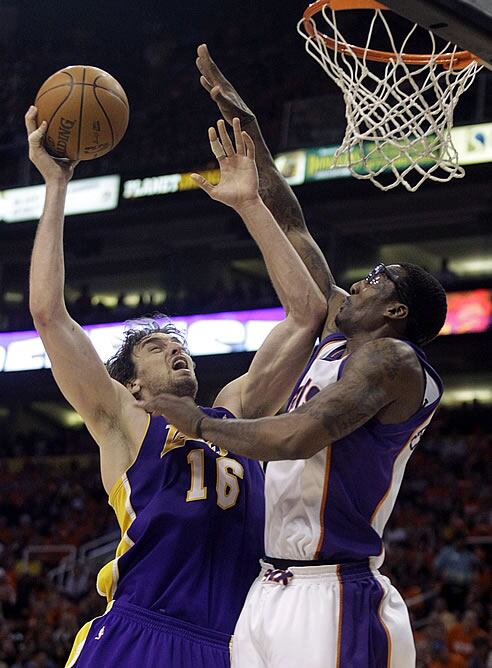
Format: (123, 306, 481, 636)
(105, 315, 189, 386)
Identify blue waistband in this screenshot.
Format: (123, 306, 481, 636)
(111, 600, 231, 650)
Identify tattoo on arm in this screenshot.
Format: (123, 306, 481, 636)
(256, 168, 335, 300)
(201, 339, 411, 462)
(297, 338, 406, 443)
(244, 120, 342, 312)
(258, 169, 306, 233)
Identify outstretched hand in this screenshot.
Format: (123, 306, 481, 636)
(196, 44, 255, 127)
(191, 118, 259, 211)
(25, 106, 79, 184)
(137, 394, 207, 440)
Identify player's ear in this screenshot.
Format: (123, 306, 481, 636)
(385, 302, 408, 321)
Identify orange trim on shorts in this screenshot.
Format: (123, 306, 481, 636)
(377, 583, 392, 668)
(336, 565, 343, 668)
(314, 445, 332, 558)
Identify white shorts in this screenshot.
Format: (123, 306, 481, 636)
(232, 560, 416, 668)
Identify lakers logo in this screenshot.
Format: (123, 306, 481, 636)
(160, 426, 188, 457)
(161, 425, 228, 458)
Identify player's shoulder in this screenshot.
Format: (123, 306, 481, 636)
(359, 336, 419, 359)
(347, 337, 421, 383)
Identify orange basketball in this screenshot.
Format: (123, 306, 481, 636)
(34, 65, 129, 161)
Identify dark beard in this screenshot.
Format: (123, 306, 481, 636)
(169, 375, 198, 400)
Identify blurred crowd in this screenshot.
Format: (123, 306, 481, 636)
(0, 403, 489, 666)
(1, 262, 487, 334)
(0, 454, 114, 666)
(0, 276, 279, 333)
(382, 404, 492, 668)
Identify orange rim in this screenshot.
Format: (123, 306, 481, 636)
(302, 0, 478, 69)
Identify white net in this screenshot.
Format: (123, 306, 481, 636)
(298, 5, 482, 191)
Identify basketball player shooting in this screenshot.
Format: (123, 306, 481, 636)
(25, 105, 326, 668)
(141, 48, 449, 668)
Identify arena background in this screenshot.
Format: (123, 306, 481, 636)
(0, 0, 490, 665)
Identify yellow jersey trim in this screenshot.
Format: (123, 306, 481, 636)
(108, 412, 151, 503)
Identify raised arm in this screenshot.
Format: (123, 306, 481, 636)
(26, 107, 147, 492)
(191, 119, 326, 418)
(140, 338, 423, 460)
(196, 44, 347, 335)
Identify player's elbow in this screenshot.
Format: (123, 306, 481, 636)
(30, 301, 66, 329)
(30, 305, 51, 328)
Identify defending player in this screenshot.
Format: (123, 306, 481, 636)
(141, 48, 448, 668)
(26, 107, 326, 668)
(142, 263, 447, 668)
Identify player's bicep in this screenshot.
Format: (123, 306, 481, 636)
(37, 316, 124, 430)
(294, 339, 404, 455)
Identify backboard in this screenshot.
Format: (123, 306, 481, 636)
(381, 0, 492, 68)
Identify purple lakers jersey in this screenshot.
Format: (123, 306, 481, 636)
(96, 407, 265, 635)
(265, 334, 442, 568)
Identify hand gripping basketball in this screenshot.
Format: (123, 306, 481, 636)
(25, 106, 79, 183)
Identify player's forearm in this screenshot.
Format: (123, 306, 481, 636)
(200, 411, 311, 461)
(245, 120, 336, 302)
(29, 179, 69, 322)
(242, 121, 304, 233)
(236, 198, 326, 320)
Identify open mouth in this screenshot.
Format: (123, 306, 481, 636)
(172, 357, 188, 371)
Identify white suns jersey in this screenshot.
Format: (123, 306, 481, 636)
(264, 334, 442, 568)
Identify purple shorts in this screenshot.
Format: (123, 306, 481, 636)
(68, 601, 231, 668)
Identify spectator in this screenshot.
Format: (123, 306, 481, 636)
(447, 610, 488, 661)
(433, 597, 457, 632)
(0, 569, 15, 619)
(469, 635, 491, 668)
(434, 531, 480, 612)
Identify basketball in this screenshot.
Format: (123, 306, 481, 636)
(34, 65, 129, 161)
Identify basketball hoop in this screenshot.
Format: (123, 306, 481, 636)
(298, 0, 483, 191)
